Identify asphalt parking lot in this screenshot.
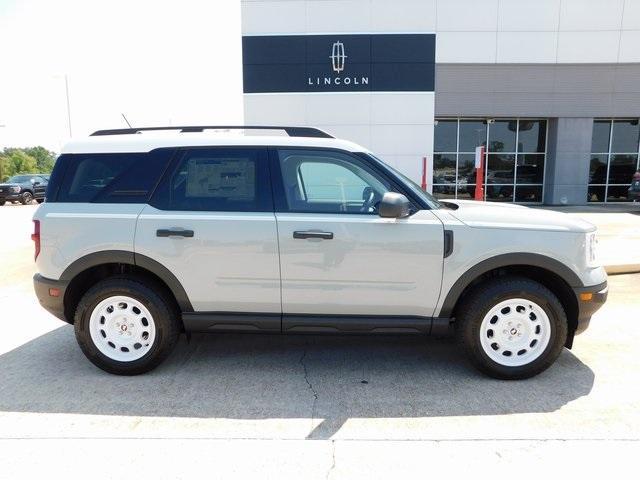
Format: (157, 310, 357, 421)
(0, 203, 638, 479)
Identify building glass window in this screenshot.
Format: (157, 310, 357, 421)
(588, 119, 640, 203)
(433, 118, 547, 203)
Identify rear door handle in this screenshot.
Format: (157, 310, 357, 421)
(293, 230, 334, 240)
(156, 228, 194, 238)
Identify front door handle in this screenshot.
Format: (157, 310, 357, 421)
(156, 228, 194, 238)
(293, 230, 334, 240)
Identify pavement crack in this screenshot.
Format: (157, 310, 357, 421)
(299, 343, 318, 429)
(326, 439, 336, 480)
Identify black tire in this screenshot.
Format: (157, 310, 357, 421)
(0, 200, 5, 206)
(74, 277, 181, 375)
(455, 276, 568, 380)
(36, 199, 44, 204)
(20, 191, 33, 204)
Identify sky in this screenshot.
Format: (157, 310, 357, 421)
(0, 0, 243, 152)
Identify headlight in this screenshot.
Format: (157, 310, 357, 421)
(10, 186, 20, 193)
(585, 232, 598, 267)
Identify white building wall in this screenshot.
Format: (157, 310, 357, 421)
(243, 0, 640, 64)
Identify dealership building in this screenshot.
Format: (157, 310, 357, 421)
(241, 0, 640, 204)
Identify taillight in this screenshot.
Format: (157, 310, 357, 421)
(31, 220, 40, 261)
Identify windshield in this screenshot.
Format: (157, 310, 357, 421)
(6, 175, 32, 183)
(362, 154, 442, 210)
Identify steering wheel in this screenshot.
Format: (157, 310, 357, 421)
(360, 186, 377, 213)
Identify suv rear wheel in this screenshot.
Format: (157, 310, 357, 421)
(74, 277, 180, 375)
(456, 276, 568, 380)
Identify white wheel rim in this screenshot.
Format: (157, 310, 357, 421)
(479, 298, 551, 367)
(88, 295, 156, 362)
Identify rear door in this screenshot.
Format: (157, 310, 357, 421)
(135, 147, 281, 329)
(271, 148, 444, 332)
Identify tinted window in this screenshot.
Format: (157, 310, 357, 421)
(277, 149, 391, 214)
(55, 149, 174, 203)
(591, 120, 611, 153)
(434, 120, 457, 152)
(611, 119, 640, 153)
(458, 120, 487, 152)
(151, 148, 272, 212)
(488, 120, 517, 152)
(517, 120, 546, 153)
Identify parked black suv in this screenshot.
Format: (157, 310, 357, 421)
(0, 174, 48, 205)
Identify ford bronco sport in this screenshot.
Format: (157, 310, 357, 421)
(33, 126, 607, 379)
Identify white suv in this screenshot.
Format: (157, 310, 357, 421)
(32, 126, 607, 379)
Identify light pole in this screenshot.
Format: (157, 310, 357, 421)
(64, 75, 72, 137)
(53, 75, 72, 137)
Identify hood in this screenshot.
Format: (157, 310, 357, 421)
(0, 183, 20, 188)
(440, 199, 596, 233)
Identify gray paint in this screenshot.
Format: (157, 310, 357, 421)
(436, 64, 640, 117)
(544, 118, 593, 205)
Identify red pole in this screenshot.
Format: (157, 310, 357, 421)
(421, 156, 427, 191)
(474, 146, 485, 201)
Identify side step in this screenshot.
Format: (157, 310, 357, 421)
(182, 312, 453, 335)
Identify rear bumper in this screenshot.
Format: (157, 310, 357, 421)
(572, 280, 608, 336)
(33, 273, 69, 323)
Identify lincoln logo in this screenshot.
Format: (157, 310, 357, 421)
(307, 40, 369, 88)
(330, 41, 346, 73)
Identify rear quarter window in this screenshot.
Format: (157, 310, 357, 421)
(53, 149, 175, 203)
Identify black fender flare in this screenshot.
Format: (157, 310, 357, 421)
(60, 250, 193, 312)
(439, 252, 583, 318)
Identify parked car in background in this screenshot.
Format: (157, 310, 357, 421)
(0, 174, 48, 205)
(629, 171, 640, 202)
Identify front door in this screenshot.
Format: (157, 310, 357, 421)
(271, 148, 444, 332)
(135, 147, 281, 330)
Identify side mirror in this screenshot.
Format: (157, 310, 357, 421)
(378, 192, 411, 218)
(33, 181, 40, 186)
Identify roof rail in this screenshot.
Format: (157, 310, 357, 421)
(90, 126, 334, 139)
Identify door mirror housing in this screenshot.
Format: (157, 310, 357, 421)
(378, 192, 411, 218)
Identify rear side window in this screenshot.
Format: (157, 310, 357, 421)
(150, 147, 272, 212)
(54, 149, 174, 203)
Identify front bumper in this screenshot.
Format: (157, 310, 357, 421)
(0, 193, 21, 201)
(33, 273, 69, 323)
(572, 280, 608, 336)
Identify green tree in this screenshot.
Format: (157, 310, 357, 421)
(0, 146, 57, 181)
(24, 146, 57, 173)
(0, 149, 38, 181)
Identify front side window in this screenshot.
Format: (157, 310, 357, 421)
(277, 149, 391, 214)
(151, 147, 272, 212)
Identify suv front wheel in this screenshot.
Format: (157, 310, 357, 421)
(20, 191, 33, 204)
(74, 277, 181, 375)
(456, 276, 568, 380)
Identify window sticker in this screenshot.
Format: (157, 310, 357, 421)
(185, 158, 255, 200)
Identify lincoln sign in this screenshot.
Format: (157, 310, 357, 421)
(242, 33, 435, 93)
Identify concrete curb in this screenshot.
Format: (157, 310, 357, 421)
(605, 264, 640, 275)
